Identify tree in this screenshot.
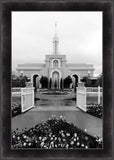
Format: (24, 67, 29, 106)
(64, 76, 72, 88)
(60, 78, 63, 89)
(81, 76, 92, 87)
(96, 73, 102, 87)
(12, 75, 30, 87)
(40, 76, 48, 88)
(49, 78, 52, 89)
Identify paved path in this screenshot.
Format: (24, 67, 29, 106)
(12, 106, 102, 138)
(32, 106, 79, 111)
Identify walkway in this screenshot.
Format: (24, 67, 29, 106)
(12, 106, 102, 138)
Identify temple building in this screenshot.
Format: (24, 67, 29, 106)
(17, 24, 94, 89)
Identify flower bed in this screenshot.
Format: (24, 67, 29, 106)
(87, 104, 102, 118)
(12, 102, 21, 117)
(12, 115, 102, 149)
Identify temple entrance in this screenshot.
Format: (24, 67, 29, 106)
(52, 71, 60, 89)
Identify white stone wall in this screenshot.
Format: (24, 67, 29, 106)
(17, 53, 94, 85)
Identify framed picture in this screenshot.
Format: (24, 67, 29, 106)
(0, 0, 113, 160)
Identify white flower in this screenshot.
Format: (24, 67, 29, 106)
(23, 142, 26, 146)
(55, 144, 57, 148)
(66, 133, 70, 137)
(41, 142, 44, 147)
(98, 138, 102, 143)
(49, 134, 52, 137)
(74, 133, 77, 137)
(60, 115, 63, 119)
(55, 137, 57, 140)
(81, 144, 84, 147)
(50, 141, 54, 148)
(43, 145, 47, 148)
(62, 133, 65, 137)
(58, 137, 61, 141)
(84, 129, 87, 132)
(73, 138, 76, 142)
(63, 138, 65, 142)
(17, 136, 20, 140)
(71, 141, 74, 145)
(13, 135, 15, 138)
(61, 144, 63, 147)
(66, 144, 69, 148)
(28, 142, 31, 146)
(39, 136, 42, 140)
(77, 142, 80, 146)
(77, 137, 79, 140)
(23, 135, 27, 138)
(85, 145, 88, 149)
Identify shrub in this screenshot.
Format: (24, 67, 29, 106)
(64, 76, 72, 88)
(12, 102, 21, 117)
(87, 104, 102, 118)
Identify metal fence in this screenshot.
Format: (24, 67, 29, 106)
(12, 87, 34, 113)
(77, 85, 102, 112)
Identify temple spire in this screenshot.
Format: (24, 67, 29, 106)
(53, 22, 59, 55)
(55, 22, 57, 36)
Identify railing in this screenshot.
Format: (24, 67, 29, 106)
(12, 88, 21, 92)
(86, 87, 102, 92)
(77, 84, 102, 112)
(12, 87, 34, 113)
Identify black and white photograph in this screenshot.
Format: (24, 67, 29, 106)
(11, 11, 103, 149)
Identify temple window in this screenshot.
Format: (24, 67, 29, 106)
(53, 60, 59, 68)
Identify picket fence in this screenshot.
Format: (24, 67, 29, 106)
(12, 87, 34, 112)
(77, 84, 102, 112)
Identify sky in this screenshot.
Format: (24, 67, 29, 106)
(12, 11, 102, 76)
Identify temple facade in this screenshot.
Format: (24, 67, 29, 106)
(17, 24, 94, 89)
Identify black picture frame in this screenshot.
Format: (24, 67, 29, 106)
(0, 0, 113, 160)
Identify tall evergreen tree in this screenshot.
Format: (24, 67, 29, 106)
(64, 76, 72, 88)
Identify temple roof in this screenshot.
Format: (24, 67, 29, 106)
(17, 63, 45, 67)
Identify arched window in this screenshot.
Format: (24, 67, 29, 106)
(53, 60, 59, 68)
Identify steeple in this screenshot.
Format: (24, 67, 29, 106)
(53, 22, 59, 55)
(55, 22, 57, 36)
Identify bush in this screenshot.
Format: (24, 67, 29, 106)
(81, 76, 92, 87)
(12, 75, 30, 87)
(12, 115, 102, 149)
(40, 76, 48, 88)
(64, 76, 72, 88)
(87, 104, 102, 118)
(12, 102, 21, 117)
